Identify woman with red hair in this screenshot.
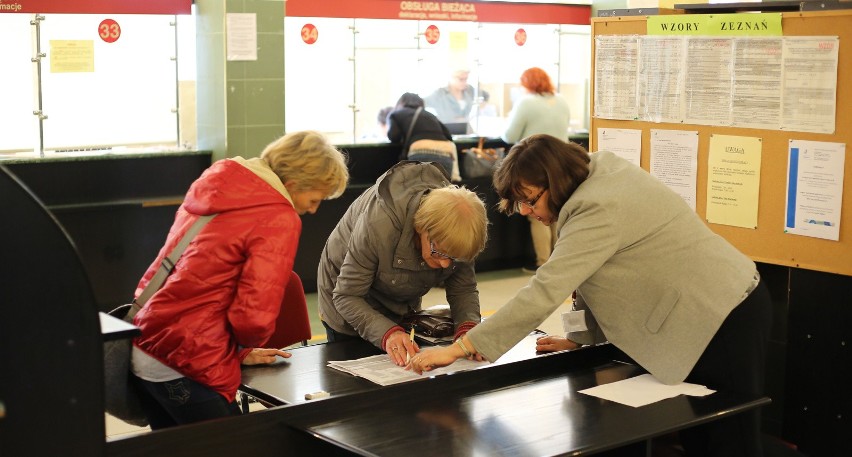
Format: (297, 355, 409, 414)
(502, 67, 571, 273)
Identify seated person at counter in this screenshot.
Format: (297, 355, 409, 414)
(317, 161, 488, 366)
(408, 134, 772, 457)
(130, 131, 349, 429)
(424, 68, 488, 124)
(387, 92, 460, 182)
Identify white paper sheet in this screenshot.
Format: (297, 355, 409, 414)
(784, 140, 845, 241)
(650, 129, 699, 210)
(328, 354, 487, 386)
(579, 374, 715, 408)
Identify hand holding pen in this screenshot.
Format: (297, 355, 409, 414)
(386, 327, 420, 367)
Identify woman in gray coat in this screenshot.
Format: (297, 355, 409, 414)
(408, 135, 772, 457)
(317, 161, 488, 366)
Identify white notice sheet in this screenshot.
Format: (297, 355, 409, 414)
(597, 128, 642, 167)
(594, 35, 640, 121)
(784, 140, 845, 241)
(650, 129, 699, 210)
(780, 37, 839, 134)
(638, 36, 686, 123)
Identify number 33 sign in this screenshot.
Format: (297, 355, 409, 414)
(99, 19, 121, 43)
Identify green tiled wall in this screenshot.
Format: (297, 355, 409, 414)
(196, 0, 285, 161)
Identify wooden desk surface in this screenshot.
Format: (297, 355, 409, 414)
(240, 332, 546, 406)
(301, 360, 769, 456)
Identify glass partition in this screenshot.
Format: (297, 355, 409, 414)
(0, 13, 187, 154)
(284, 17, 591, 145)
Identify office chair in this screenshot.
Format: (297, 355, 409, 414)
(239, 270, 312, 413)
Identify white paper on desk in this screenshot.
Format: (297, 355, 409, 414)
(328, 354, 487, 386)
(579, 374, 715, 408)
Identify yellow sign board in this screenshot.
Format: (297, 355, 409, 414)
(648, 13, 782, 36)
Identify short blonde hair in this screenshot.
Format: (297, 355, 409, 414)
(413, 186, 488, 261)
(261, 131, 349, 199)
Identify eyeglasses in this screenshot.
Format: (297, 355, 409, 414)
(515, 188, 547, 212)
(429, 240, 461, 263)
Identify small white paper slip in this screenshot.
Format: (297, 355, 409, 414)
(304, 391, 330, 400)
(562, 310, 587, 333)
(578, 374, 715, 408)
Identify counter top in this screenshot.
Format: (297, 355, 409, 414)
(0, 148, 211, 164)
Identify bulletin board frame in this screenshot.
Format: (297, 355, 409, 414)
(590, 10, 852, 277)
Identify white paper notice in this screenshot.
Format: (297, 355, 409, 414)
(226, 13, 257, 61)
(650, 129, 699, 210)
(780, 37, 839, 134)
(732, 37, 783, 130)
(597, 128, 642, 167)
(638, 36, 686, 123)
(579, 374, 715, 408)
(784, 140, 845, 241)
(594, 35, 639, 121)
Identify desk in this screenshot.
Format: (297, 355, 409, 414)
(240, 332, 545, 406)
(99, 311, 140, 341)
(242, 341, 769, 456)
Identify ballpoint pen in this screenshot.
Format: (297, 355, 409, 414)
(406, 327, 415, 364)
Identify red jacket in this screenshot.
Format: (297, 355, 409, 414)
(132, 159, 300, 401)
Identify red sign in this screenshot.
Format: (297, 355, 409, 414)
(424, 25, 440, 44)
(0, 0, 191, 14)
(99, 19, 121, 43)
(301, 23, 318, 44)
(514, 28, 527, 47)
(286, 0, 590, 25)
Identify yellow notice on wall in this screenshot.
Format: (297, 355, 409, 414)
(448, 31, 469, 70)
(648, 13, 781, 36)
(706, 134, 762, 229)
(50, 40, 95, 73)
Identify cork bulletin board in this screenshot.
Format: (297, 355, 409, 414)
(590, 11, 852, 276)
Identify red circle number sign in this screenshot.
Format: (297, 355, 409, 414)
(514, 28, 527, 46)
(301, 23, 318, 44)
(424, 25, 440, 45)
(99, 19, 121, 43)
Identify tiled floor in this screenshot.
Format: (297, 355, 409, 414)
(106, 267, 573, 439)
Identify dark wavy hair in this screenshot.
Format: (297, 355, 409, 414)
(493, 134, 590, 216)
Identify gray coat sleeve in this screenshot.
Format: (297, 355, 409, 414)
(331, 216, 399, 348)
(444, 262, 481, 328)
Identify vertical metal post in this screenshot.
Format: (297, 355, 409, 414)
(171, 16, 181, 149)
(349, 19, 358, 144)
(556, 25, 563, 95)
(30, 14, 47, 157)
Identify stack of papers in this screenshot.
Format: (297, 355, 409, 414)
(579, 374, 715, 407)
(328, 354, 487, 386)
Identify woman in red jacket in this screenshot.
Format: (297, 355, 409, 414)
(130, 131, 348, 429)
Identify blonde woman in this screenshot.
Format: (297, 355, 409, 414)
(131, 131, 348, 429)
(318, 161, 488, 366)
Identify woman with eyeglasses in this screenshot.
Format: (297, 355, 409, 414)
(317, 161, 489, 366)
(408, 134, 772, 457)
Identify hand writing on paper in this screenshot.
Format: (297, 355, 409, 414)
(386, 330, 420, 367)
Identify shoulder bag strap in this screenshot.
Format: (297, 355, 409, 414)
(402, 107, 423, 155)
(131, 214, 217, 314)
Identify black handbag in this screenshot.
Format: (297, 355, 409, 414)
(400, 307, 454, 338)
(461, 146, 505, 179)
(103, 214, 216, 426)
